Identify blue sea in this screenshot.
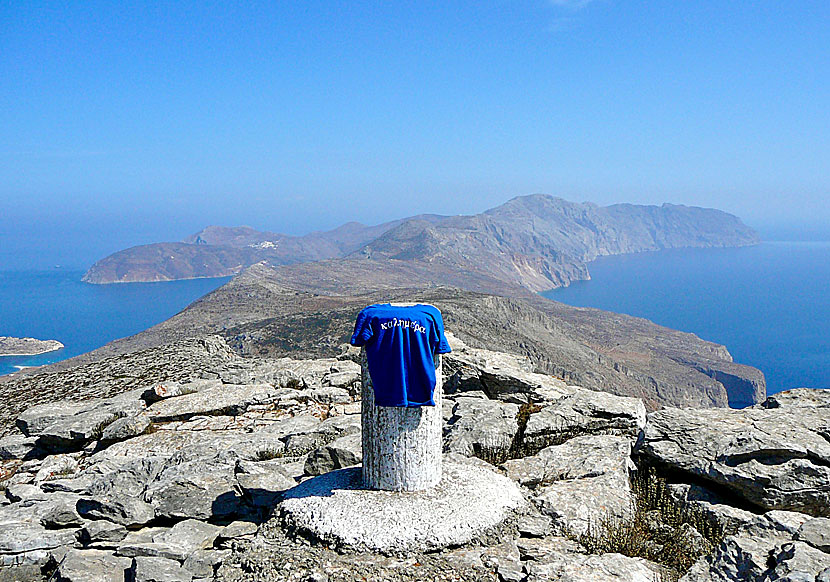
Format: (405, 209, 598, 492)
(544, 241, 830, 394)
(0, 271, 229, 376)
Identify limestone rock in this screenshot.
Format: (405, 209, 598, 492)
(637, 404, 830, 516)
(35, 454, 79, 483)
(144, 454, 243, 520)
(130, 556, 193, 582)
(117, 520, 222, 562)
(502, 434, 634, 489)
(55, 548, 131, 582)
(506, 424, 635, 537)
(523, 390, 646, 453)
(0, 434, 37, 460)
(77, 496, 156, 527)
(765, 541, 830, 581)
(444, 396, 520, 464)
(525, 551, 658, 581)
(796, 518, 830, 553)
(182, 549, 231, 578)
(444, 348, 570, 403)
(16, 401, 90, 436)
(145, 383, 281, 421)
(0, 521, 76, 555)
(101, 414, 151, 441)
(78, 520, 128, 546)
(304, 433, 362, 476)
(761, 388, 830, 410)
(235, 461, 297, 508)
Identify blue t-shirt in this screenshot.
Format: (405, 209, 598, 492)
(350, 303, 452, 407)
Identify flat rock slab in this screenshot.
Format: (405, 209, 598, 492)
(279, 461, 524, 553)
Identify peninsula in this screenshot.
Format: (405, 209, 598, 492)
(0, 337, 64, 357)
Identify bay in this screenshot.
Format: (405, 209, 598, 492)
(543, 241, 830, 394)
(0, 270, 229, 376)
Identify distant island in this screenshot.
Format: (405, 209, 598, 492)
(0, 336, 64, 356)
(82, 195, 759, 286)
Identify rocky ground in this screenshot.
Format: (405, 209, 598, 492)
(0, 337, 826, 582)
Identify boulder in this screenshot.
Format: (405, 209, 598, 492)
(303, 433, 362, 476)
(77, 520, 128, 546)
(55, 548, 131, 582)
(145, 383, 281, 421)
(522, 390, 646, 453)
(235, 461, 297, 508)
(130, 556, 193, 582)
(524, 551, 658, 581)
(796, 518, 830, 553)
(0, 435, 37, 460)
(760, 388, 830, 409)
(101, 415, 151, 441)
(444, 397, 520, 464)
(637, 404, 830, 517)
(117, 520, 221, 562)
(77, 496, 156, 527)
(501, 434, 634, 489)
(143, 454, 243, 521)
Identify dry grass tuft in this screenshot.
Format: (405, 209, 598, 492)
(575, 467, 724, 580)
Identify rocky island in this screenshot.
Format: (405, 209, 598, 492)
(82, 196, 759, 287)
(0, 337, 63, 357)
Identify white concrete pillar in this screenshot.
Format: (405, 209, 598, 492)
(360, 348, 443, 491)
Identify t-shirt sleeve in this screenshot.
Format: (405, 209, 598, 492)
(430, 312, 452, 354)
(350, 309, 374, 346)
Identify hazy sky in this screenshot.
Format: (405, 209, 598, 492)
(1, 2, 828, 267)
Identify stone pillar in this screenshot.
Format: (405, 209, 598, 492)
(361, 348, 443, 491)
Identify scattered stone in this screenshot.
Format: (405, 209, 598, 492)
(522, 390, 646, 453)
(77, 496, 156, 527)
(101, 414, 151, 441)
(130, 555, 193, 582)
(236, 462, 297, 508)
(0, 434, 37, 460)
(152, 379, 218, 399)
(796, 517, 830, 553)
(55, 548, 131, 582)
(444, 397, 520, 463)
(303, 433, 362, 476)
(6, 483, 49, 503)
(77, 520, 128, 545)
(35, 454, 79, 482)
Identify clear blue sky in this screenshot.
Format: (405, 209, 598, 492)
(1, 1, 828, 268)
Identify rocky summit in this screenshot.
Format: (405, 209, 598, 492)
(0, 337, 826, 582)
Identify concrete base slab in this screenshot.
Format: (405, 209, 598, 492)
(279, 460, 525, 553)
